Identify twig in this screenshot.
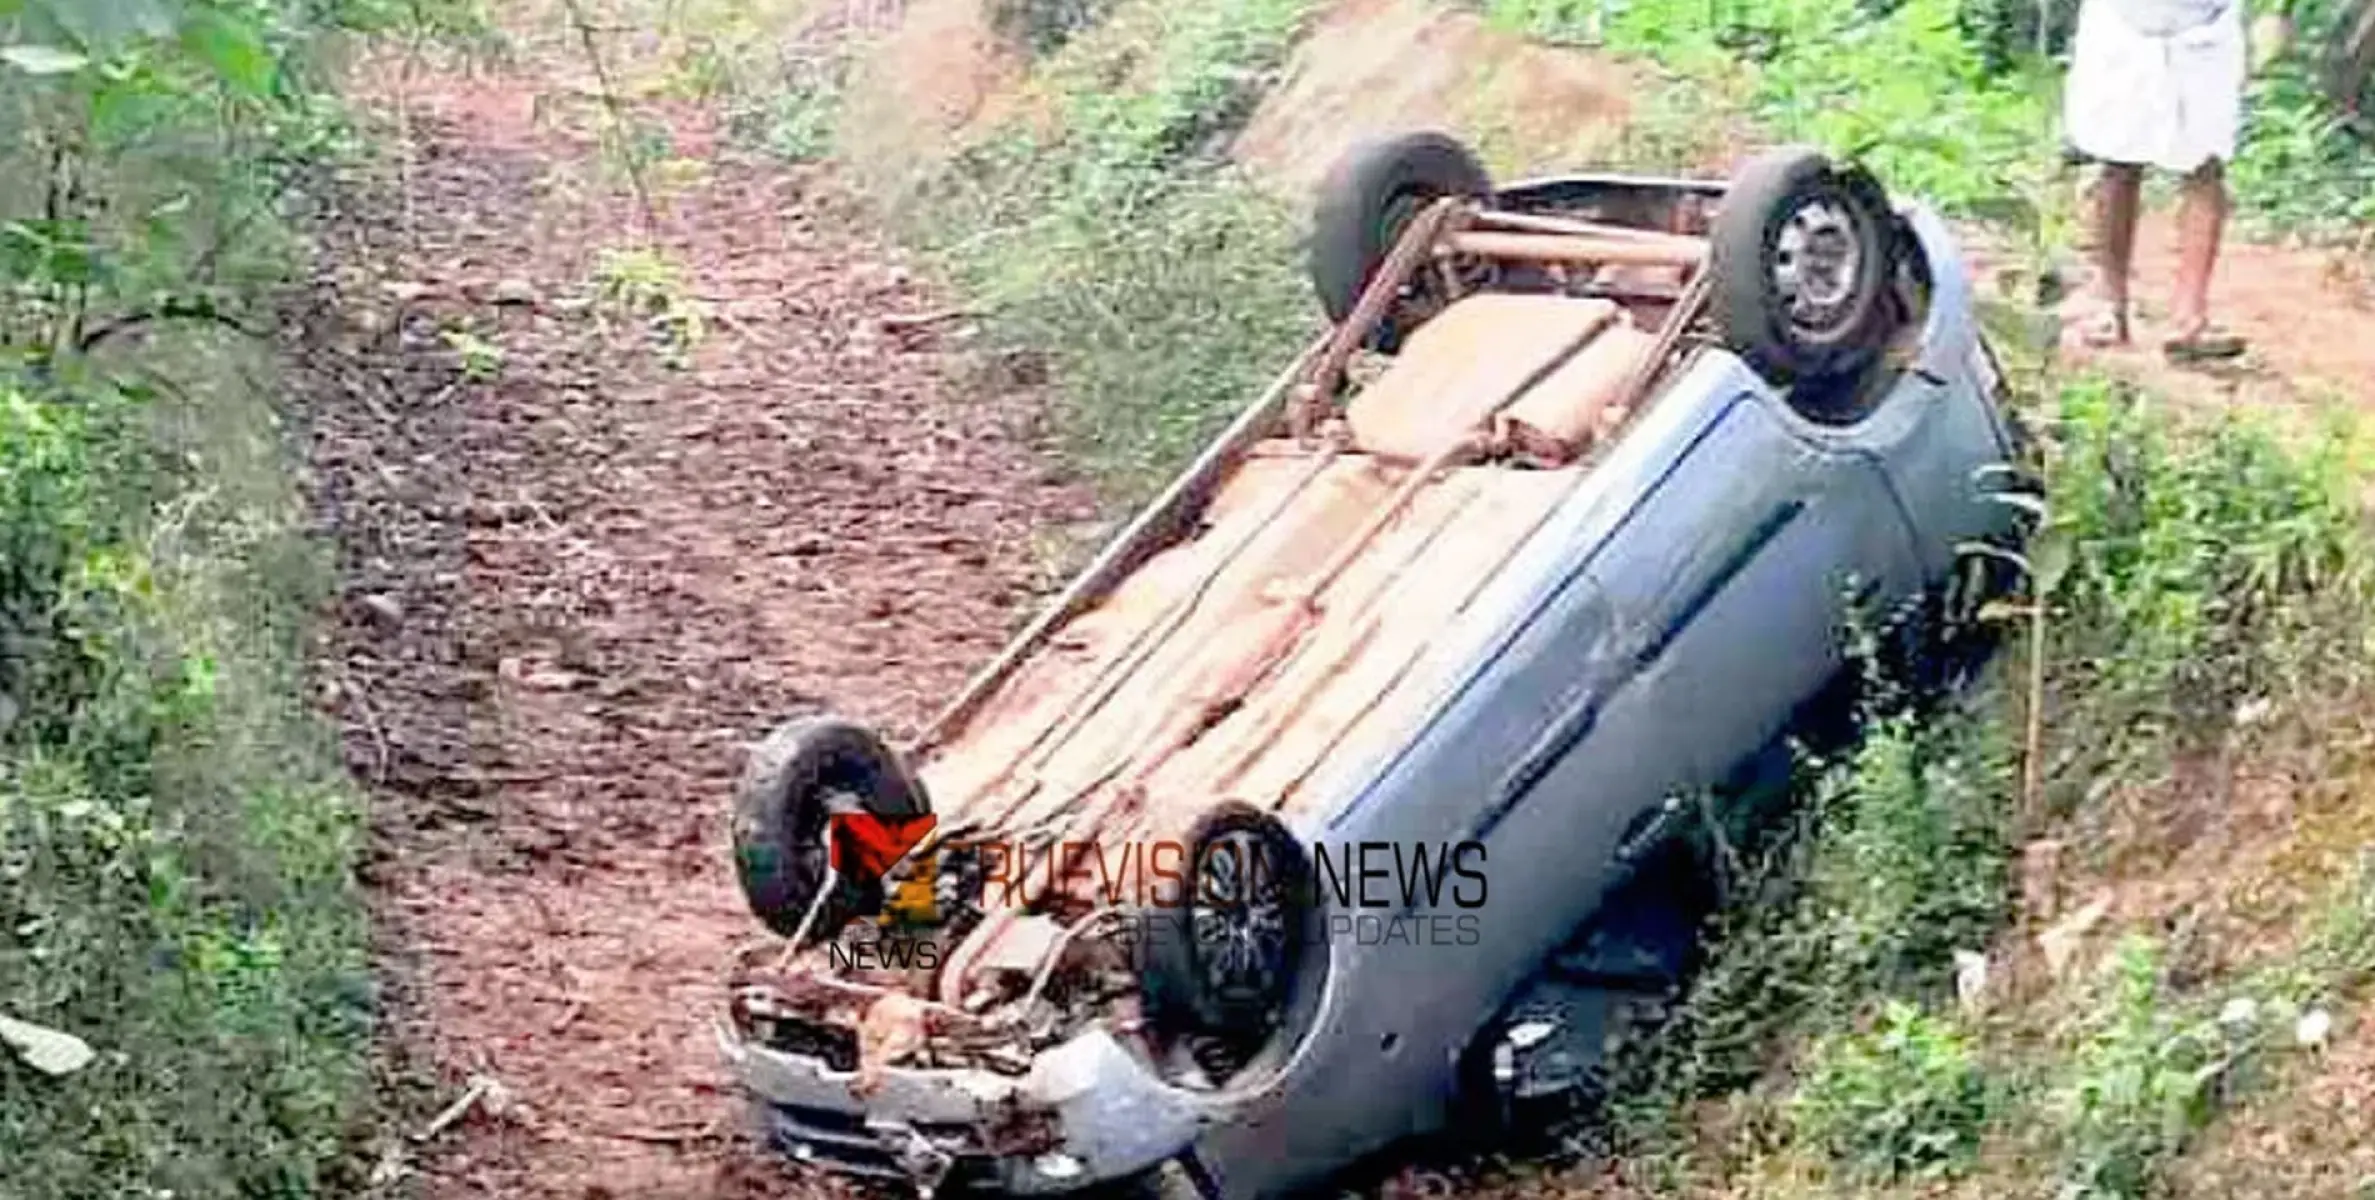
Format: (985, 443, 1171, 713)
(187, 164, 307, 287)
(879, 307, 977, 331)
(2020, 598, 2048, 826)
(415, 1077, 493, 1142)
(77, 299, 268, 353)
(557, 0, 659, 236)
(1693, 787, 1746, 894)
(344, 683, 393, 785)
(604, 1121, 722, 1144)
(550, 996, 587, 1033)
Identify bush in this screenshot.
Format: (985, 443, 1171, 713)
(2053, 938, 2251, 1200)
(2038, 377, 2368, 804)
(0, 1, 389, 1193)
(988, 0, 1127, 57)
(874, 0, 1320, 500)
(1604, 711, 2015, 1133)
(1788, 1000, 1992, 1183)
(1532, 0, 2375, 242)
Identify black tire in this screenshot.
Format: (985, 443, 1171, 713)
(1709, 145, 1898, 389)
(1138, 803, 1316, 1040)
(731, 716, 931, 942)
(1310, 131, 1493, 353)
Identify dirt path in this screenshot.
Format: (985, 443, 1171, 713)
(1968, 210, 2375, 412)
(2112, 213, 2375, 407)
(300, 53, 1095, 1199)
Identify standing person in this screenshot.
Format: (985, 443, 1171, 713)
(2063, 0, 2250, 362)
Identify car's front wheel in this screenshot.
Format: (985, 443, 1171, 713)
(1137, 803, 1319, 1080)
(731, 716, 931, 942)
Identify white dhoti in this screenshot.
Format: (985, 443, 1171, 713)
(2063, 0, 2247, 172)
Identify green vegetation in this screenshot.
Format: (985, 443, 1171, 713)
(2050, 938, 2245, 1198)
(2230, 0, 2375, 237)
(1596, 703, 2018, 1190)
(1481, 0, 2375, 241)
(843, 0, 1323, 499)
(1585, 366, 2375, 1197)
(591, 243, 708, 369)
(1786, 1000, 1993, 1183)
(1486, 0, 2055, 213)
(0, 0, 455, 1193)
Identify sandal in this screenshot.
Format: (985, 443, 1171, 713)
(2162, 323, 2247, 363)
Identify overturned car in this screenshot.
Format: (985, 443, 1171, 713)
(718, 135, 2037, 1198)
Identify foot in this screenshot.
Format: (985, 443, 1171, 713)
(2070, 306, 2129, 349)
(2162, 318, 2247, 363)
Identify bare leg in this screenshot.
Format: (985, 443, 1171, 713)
(2169, 157, 2228, 337)
(2161, 157, 2249, 360)
(2084, 162, 2142, 345)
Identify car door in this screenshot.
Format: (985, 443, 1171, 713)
(1478, 356, 1927, 852)
(1585, 372, 1927, 783)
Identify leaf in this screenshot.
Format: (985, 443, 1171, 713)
(29, 0, 180, 48)
(0, 1014, 96, 1076)
(1, 44, 89, 73)
(181, 10, 274, 98)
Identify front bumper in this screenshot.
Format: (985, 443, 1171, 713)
(718, 1018, 1212, 1195)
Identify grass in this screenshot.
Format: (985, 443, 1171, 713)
(1485, 0, 2054, 215)
(2229, 0, 2375, 240)
(836, 0, 1324, 502)
(1785, 999, 1993, 1183)
(0, 0, 449, 1192)
(0, 341, 373, 1200)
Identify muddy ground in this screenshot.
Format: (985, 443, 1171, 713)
(301, 59, 1095, 1198)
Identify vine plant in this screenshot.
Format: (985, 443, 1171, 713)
(0, 0, 485, 383)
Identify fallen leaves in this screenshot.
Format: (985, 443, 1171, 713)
(0, 1013, 95, 1076)
(2039, 891, 2115, 981)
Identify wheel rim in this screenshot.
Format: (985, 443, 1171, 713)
(1772, 194, 1865, 338)
(1190, 829, 1293, 1019)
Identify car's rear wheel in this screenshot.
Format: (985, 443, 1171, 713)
(1137, 804, 1317, 1067)
(1709, 145, 1899, 393)
(1310, 131, 1494, 353)
(732, 716, 931, 942)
